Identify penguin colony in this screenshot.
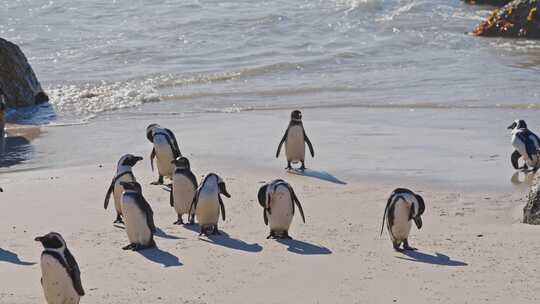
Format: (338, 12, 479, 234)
(11, 112, 528, 304)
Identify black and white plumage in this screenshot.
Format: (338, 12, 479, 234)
(104, 154, 143, 224)
(170, 157, 198, 225)
(508, 120, 540, 171)
(189, 173, 231, 236)
(381, 188, 425, 252)
(276, 110, 315, 171)
(35, 232, 84, 304)
(119, 181, 156, 251)
(257, 179, 305, 239)
(146, 124, 182, 185)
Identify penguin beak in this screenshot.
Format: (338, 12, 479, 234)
(508, 123, 516, 130)
(413, 217, 423, 229)
(134, 156, 143, 162)
(34, 236, 44, 242)
(219, 182, 231, 198)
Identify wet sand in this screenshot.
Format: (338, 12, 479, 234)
(0, 107, 539, 303)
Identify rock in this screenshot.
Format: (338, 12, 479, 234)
(523, 176, 540, 224)
(473, 0, 540, 38)
(463, 0, 513, 6)
(0, 38, 48, 108)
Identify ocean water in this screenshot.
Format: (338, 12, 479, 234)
(1, 0, 540, 123)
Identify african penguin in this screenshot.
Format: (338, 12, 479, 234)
(508, 120, 540, 171)
(146, 124, 182, 185)
(35, 232, 85, 304)
(381, 188, 425, 252)
(170, 156, 198, 225)
(276, 110, 315, 170)
(120, 181, 156, 251)
(257, 179, 305, 239)
(104, 154, 143, 224)
(189, 173, 231, 236)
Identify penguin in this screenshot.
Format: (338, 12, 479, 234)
(380, 188, 425, 252)
(189, 173, 231, 236)
(276, 110, 315, 170)
(170, 156, 198, 225)
(104, 154, 143, 224)
(119, 181, 157, 251)
(35, 232, 85, 304)
(257, 179, 306, 239)
(508, 120, 540, 171)
(146, 124, 182, 185)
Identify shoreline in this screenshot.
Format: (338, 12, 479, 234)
(0, 105, 539, 303)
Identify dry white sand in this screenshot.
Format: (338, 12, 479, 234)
(1, 108, 539, 303)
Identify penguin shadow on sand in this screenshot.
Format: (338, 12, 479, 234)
(0, 248, 35, 266)
(114, 225, 182, 240)
(189, 226, 262, 253)
(396, 251, 467, 267)
(275, 239, 332, 255)
(137, 247, 183, 267)
(154, 227, 183, 240)
(288, 168, 346, 185)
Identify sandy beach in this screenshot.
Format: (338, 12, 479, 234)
(1, 107, 539, 303)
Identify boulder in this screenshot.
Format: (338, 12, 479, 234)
(0, 38, 48, 108)
(524, 176, 540, 224)
(473, 0, 540, 38)
(463, 0, 513, 6)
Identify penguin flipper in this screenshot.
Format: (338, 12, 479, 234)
(150, 148, 156, 172)
(64, 248, 85, 296)
(257, 185, 268, 208)
(381, 193, 394, 236)
(218, 195, 226, 221)
(164, 128, 182, 157)
(169, 185, 174, 207)
(139, 194, 156, 233)
(276, 130, 288, 158)
(511, 150, 522, 170)
(104, 179, 115, 209)
(186, 170, 198, 190)
(303, 131, 315, 157)
(263, 209, 268, 225)
(289, 186, 306, 223)
(188, 190, 200, 222)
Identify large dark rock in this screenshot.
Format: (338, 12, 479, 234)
(473, 0, 540, 38)
(524, 177, 540, 224)
(463, 0, 513, 6)
(0, 38, 48, 108)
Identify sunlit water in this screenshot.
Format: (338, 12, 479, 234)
(1, 0, 539, 124)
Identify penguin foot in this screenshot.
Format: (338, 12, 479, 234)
(150, 181, 163, 185)
(280, 231, 292, 239)
(211, 225, 221, 235)
(122, 244, 136, 250)
(184, 221, 195, 226)
(131, 243, 156, 251)
(174, 215, 184, 225)
(393, 242, 403, 252)
(285, 166, 292, 170)
(403, 245, 417, 251)
(114, 219, 124, 224)
(402, 240, 417, 251)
